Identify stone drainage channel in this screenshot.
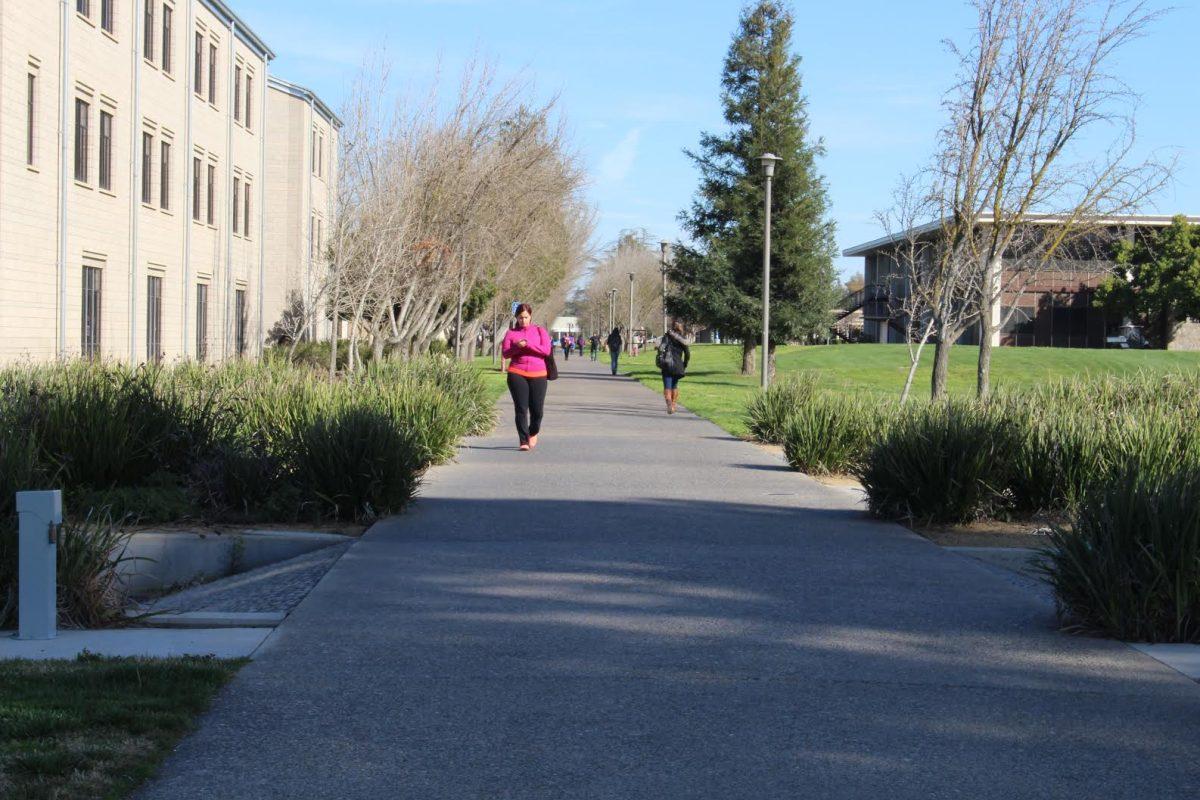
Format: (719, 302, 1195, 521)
(125, 529, 355, 628)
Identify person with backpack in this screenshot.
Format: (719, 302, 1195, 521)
(501, 304, 552, 451)
(656, 321, 691, 414)
(589, 334, 599, 362)
(606, 327, 623, 375)
(561, 334, 573, 361)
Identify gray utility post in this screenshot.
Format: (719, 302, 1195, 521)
(454, 258, 466, 361)
(490, 300, 498, 366)
(608, 288, 617, 333)
(660, 240, 670, 337)
(627, 272, 635, 354)
(759, 153, 780, 390)
(16, 490, 61, 640)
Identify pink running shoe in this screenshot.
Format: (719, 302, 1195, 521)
(519, 443, 531, 451)
(529, 434, 539, 448)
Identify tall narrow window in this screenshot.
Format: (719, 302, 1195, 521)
(146, 276, 163, 363)
(192, 156, 201, 221)
(206, 163, 215, 225)
(82, 266, 102, 359)
(232, 176, 240, 234)
(141, 132, 153, 203)
(99, 111, 113, 191)
(143, 1, 154, 63)
(101, 0, 114, 34)
(318, 134, 324, 178)
(193, 32, 203, 94)
(208, 43, 217, 104)
(315, 218, 322, 259)
(310, 215, 316, 258)
(26, 74, 36, 166)
(233, 65, 241, 121)
(77, 0, 90, 17)
(161, 5, 172, 74)
(245, 75, 252, 130)
(235, 289, 247, 357)
(195, 283, 208, 361)
(243, 181, 251, 237)
(311, 130, 317, 176)
(74, 99, 89, 182)
(159, 140, 170, 210)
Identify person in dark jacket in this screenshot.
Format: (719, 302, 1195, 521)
(606, 327, 623, 375)
(656, 321, 691, 414)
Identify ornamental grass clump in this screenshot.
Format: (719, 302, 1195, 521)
(746, 373, 819, 444)
(782, 394, 881, 475)
(857, 400, 1016, 524)
(1038, 463, 1200, 643)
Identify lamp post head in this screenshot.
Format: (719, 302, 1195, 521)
(628, 272, 635, 282)
(660, 240, 670, 259)
(760, 153, 780, 178)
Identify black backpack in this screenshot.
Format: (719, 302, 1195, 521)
(656, 337, 685, 377)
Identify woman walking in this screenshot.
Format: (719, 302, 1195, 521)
(561, 334, 573, 361)
(606, 327, 623, 376)
(501, 304, 551, 451)
(657, 321, 691, 414)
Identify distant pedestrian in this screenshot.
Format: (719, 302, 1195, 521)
(589, 334, 599, 361)
(562, 334, 573, 361)
(606, 327, 623, 375)
(501, 304, 551, 451)
(657, 321, 691, 414)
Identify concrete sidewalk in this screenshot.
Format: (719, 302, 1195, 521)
(138, 356, 1200, 799)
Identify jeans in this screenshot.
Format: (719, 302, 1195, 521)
(662, 373, 682, 390)
(610, 350, 620, 375)
(507, 373, 548, 444)
(590, 347, 598, 361)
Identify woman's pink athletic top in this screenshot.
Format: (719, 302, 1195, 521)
(502, 324, 551, 378)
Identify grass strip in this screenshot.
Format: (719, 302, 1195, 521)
(0, 654, 244, 800)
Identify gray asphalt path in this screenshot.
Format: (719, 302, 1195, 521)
(139, 355, 1200, 799)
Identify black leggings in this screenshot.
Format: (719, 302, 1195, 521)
(507, 373, 548, 443)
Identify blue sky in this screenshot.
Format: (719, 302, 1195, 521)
(235, 0, 1200, 278)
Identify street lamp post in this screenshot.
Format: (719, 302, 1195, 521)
(759, 153, 780, 390)
(660, 240, 670, 338)
(608, 288, 617, 333)
(627, 272, 635, 355)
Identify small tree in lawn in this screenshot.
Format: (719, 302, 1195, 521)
(1095, 215, 1200, 347)
(670, 0, 837, 376)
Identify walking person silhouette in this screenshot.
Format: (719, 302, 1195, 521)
(501, 304, 552, 451)
(606, 327, 623, 376)
(656, 320, 691, 414)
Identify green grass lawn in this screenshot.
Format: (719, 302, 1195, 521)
(0, 654, 244, 799)
(623, 343, 1200, 438)
(471, 357, 510, 401)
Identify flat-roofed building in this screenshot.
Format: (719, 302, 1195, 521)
(841, 215, 1200, 349)
(263, 76, 341, 343)
(0, 1, 333, 364)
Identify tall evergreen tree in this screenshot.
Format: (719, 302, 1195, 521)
(668, 1, 837, 374)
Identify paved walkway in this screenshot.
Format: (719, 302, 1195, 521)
(139, 356, 1200, 799)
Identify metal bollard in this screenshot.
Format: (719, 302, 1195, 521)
(15, 490, 60, 640)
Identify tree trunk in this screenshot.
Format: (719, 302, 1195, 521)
(977, 329, 993, 400)
(741, 341, 756, 375)
(931, 338, 952, 400)
(371, 333, 385, 364)
(900, 318, 935, 403)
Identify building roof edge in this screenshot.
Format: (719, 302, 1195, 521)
(267, 75, 344, 129)
(201, 0, 276, 60)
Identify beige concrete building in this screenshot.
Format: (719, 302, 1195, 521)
(0, 0, 337, 364)
(263, 75, 341, 344)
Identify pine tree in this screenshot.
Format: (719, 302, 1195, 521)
(669, 1, 837, 374)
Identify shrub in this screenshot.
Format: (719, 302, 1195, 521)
(782, 394, 878, 475)
(291, 407, 424, 521)
(55, 508, 138, 629)
(858, 400, 1016, 524)
(1038, 464, 1200, 642)
(746, 374, 818, 444)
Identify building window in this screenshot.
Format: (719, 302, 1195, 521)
(208, 42, 217, 105)
(143, 1, 154, 63)
(315, 218, 322, 259)
(77, 0, 90, 17)
(195, 283, 208, 362)
(26, 74, 36, 166)
(206, 163, 215, 225)
(82, 266, 102, 359)
(245, 74, 252, 130)
(244, 181, 251, 237)
(161, 5, 172, 74)
(99, 111, 113, 191)
(233, 65, 241, 122)
(141, 132, 153, 204)
(192, 157, 201, 221)
(234, 289, 248, 357)
(146, 275, 162, 363)
(101, 0, 114, 34)
(318, 134, 324, 178)
(311, 130, 317, 176)
(232, 176, 240, 234)
(193, 32, 203, 95)
(159, 140, 170, 210)
(74, 99, 89, 183)
(310, 214, 316, 258)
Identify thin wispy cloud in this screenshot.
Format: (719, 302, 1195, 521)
(597, 128, 642, 187)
